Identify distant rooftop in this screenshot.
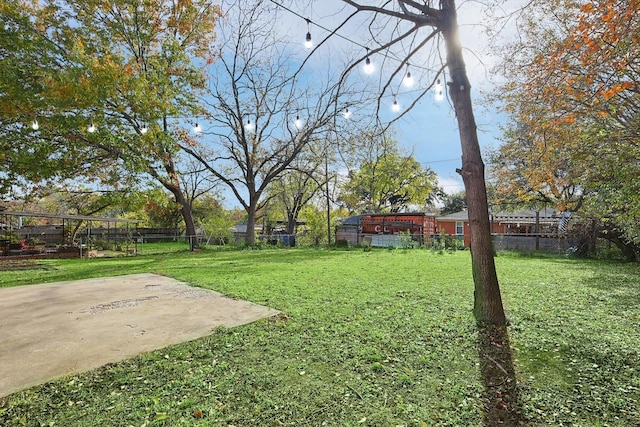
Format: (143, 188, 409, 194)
(437, 208, 560, 222)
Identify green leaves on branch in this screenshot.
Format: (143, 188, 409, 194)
(0, 0, 220, 197)
(340, 147, 438, 214)
(489, 0, 640, 252)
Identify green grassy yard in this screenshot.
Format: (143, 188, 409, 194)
(0, 247, 638, 426)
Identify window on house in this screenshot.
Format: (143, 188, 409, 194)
(456, 221, 463, 235)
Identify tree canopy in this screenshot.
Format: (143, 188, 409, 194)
(439, 191, 466, 215)
(339, 140, 438, 214)
(178, 0, 349, 245)
(490, 0, 640, 258)
(0, 0, 221, 242)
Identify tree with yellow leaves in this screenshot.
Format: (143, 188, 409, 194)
(490, 0, 640, 260)
(0, 0, 221, 244)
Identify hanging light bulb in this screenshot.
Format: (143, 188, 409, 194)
(304, 19, 313, 49)
(31, 120, 39, 130)
(342, 108, 352, 119)
(305, 32, 312, 49)
(363, 49, 374, 74)
(88, 123, 96, 133)
(392, 98, 400, 113)
(294, 115, 303, 129)
(403, 65, 414, 88)
(435, 78, 444, 102)
(245, 119, 254, 132)
(193, 122, 202, 133)
(140, 124, 148, 135)
(363, 56, 374, 74)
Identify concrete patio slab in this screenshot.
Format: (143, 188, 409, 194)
(0, 273, 279, 397)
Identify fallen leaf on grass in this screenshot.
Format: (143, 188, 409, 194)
(155, 412, 168, 420)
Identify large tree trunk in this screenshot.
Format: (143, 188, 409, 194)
(597, 226, 640, 262)
(150, 127, 200, 249)
(286, 212, 296, 235)
(165, 183, 199, 250)
(244, 197, 258, 246)
(245, 211, 256, 246)
(442, 1, 506, 325)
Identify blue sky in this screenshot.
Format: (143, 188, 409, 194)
(263, 0, 511, 195)
(210, 0, 518, 210)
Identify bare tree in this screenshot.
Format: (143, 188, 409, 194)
(266, 138, 332, 235)
(180, 0, 348, 245)
(322, 2, 519, 422)
(178, 154, 221, 214)
(324, 0, 506, 325)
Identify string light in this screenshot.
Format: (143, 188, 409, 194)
(435, 79, 444, 102)
(304, 18, 313, 49)
(266, 0, 454, 121)
(403, 65, 414, 88)
(363, 48, 374, 74)
(27, 117, 217, 135)
(392, 97, 400, 112)
(268, 0, 452, 114)
(268, 0, 441, 78)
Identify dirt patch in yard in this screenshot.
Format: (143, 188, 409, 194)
(0, 259, 52, 271)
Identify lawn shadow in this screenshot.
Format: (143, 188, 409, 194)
(477, 323, 522, 426)
(581, 271, 640, 311)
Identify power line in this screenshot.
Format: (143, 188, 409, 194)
(267, 0, 436, 73)
(422, 158, 459, 164)
(268, 0, 369, 51)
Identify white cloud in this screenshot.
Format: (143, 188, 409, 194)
(438, 175, 464, 194)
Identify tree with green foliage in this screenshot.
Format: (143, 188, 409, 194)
(487, 120, 583, 213)
(0, 0, 221, 247)
(297, 204, 348, 246)
(490, 0, 640, 260)
(339, 141, 438, 214)
(191, 194, 235, 245)
(440, 191, 467, 216)
(267, 168, 324, 235)
(264, 134, 337, 236)
(136, 188, 184, 230)
(0, 0, 126, 196)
